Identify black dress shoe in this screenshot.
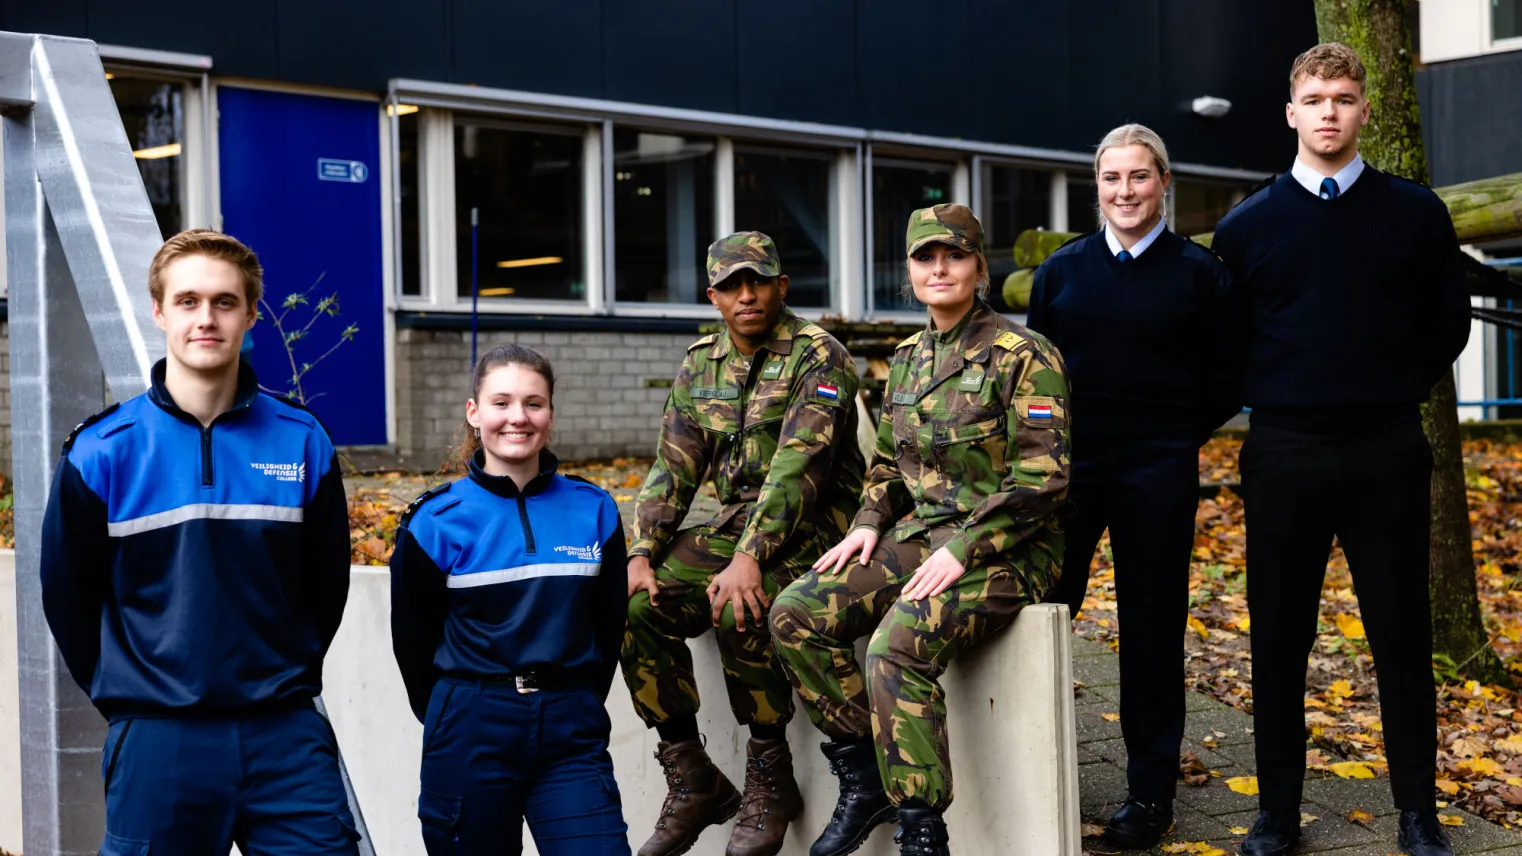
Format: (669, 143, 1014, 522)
(1239, 810, 1300, 855)
(1397, 810, 1455, 856)
(1104, 798, 1173, 849)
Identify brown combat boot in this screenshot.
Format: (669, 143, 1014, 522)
(726, 737, 805, 856)
(638, 738, 743, 856)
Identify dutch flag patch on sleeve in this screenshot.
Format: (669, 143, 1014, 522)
(1028, 404, 1052, 420)
(817, 383, 840, 401)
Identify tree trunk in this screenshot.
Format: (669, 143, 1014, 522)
(1314, 0, 1505, 683)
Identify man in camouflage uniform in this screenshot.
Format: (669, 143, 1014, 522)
(771, 204, 1071, 856)
(623, 231, 866, 856)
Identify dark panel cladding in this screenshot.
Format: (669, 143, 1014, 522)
(0, 0, 88, 37)
(85, 0, 278, 78)
(1418, 53, 1522, 187)
(857, 2, 976, 139)
(602, 0, 738, 114)
(3, 0, 1323, 173)
(276, 0, 447, 90)
(1065, 0, 1162, 159)
(971, 0, 1070, 150)
(736, 0, 858, 127)
(453, 0, 603, 97)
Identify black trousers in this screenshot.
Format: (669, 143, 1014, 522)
(1241, 420, 1436, 814)
(1050, 434, 1199, 803)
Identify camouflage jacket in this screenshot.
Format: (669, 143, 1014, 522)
(631, 308, 865, 565)
(854, 299, 1071, 565)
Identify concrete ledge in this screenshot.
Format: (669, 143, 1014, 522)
(4, 558, 1079, 855)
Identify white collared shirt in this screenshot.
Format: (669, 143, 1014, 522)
(1291, 153, 1365, 199)
(1105, 217, 1167, 260)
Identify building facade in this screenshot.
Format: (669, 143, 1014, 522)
(2, 1, 1512, 462)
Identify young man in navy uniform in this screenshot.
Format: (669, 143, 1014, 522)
(1213, 44, 1470, 856)
(41, 230, 358, 855)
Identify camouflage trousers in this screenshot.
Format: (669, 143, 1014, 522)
(621, 519, 825, 728)
(770, 524, 1062, 809)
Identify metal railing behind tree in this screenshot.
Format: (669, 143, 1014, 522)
(0, 31, 373, 856)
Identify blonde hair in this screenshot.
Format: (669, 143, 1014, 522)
(1090, 123, 1173, 231)
(1289, 42, 1366, 98)
(148, 229, 264, 306)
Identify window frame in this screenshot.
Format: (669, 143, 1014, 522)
(388, 78, 1268, 322)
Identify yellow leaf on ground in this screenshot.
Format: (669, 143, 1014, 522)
(1080, 823, 1105, 838)
(1460, 757, 1507, 778)
(1347, 808, 1375, 828)
(1161, 844, 1227, 856)
(1299, 812, 1319, 826)
(1498, 734, 1522, 754)
(1229, 826, 1250, 835)
(1226, 776, 1259, 795)
(1328, 761, 1376, 779)
(1187, 615, 1209, 640)
(1326, 679, 1355, 701)
(1451, 736, 1490, 758)
(1334, 613, 1366, 639)
(1439, 814, 1465, 827)
(1101, 712, 1121, 722)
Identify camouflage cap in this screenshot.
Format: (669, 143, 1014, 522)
(905, 203, 984, 258)
(707, 231, 782, 287)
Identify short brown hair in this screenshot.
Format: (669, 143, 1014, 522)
(148, 229, 264, 307)
(1289, 42, 1367, 98)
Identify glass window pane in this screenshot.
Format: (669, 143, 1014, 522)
(109, 76, 184, 239)
(613, 129, 716, 304)
(1174, 179, 1250, 237)
(1497, 0, 1522, 40)
(1067, 178, 1098, 234)
(872, 161, 954, 313)
(455, 118, 586, 302)
(734, 146, 834, 308)
(398, 109, 421, 297)
(979, 164, 1053, 313)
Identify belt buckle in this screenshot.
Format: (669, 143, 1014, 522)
(515, 675, 539, 694)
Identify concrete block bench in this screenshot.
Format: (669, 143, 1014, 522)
(0, 564, 1080, 856)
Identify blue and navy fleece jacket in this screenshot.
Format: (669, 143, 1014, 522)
(389, 450, 628, 722)
(40, 360, 351, 720)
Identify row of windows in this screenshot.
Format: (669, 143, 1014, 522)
(395, 108, 1254, 316)
(91, 73, 1254, 319)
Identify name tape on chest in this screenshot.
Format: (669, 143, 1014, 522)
(692, 386, 740, 400)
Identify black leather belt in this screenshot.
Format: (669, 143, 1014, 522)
(464, 666, 597, 695)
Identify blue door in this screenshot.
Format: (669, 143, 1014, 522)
(218, 86, 386, 446)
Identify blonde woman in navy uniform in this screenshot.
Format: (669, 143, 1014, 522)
(1026, 124, 1242, 850)
(391, 344, 631, 856)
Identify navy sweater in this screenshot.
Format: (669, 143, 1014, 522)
(390, 450, 627, 722)
(1212, 168, 1471, 431)
(1026, 228, 1243, 442)
(40, 360, 351, 720)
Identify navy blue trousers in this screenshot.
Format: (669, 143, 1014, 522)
(99, 707, 360, 856)
(418, 677, 630, 856)
(1049, 433, 1200, 803)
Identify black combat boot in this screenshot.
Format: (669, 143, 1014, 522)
(893, 802, 949, 856)
(809, 740, 897, 856)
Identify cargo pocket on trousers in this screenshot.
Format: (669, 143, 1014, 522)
(101, 719, 135, 794)
(100, 832, 150, 856)
(418, 788, 463, 854)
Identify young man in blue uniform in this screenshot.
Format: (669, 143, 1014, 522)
(1213, 44, 1470, 856)
(41, 230, 358, 855)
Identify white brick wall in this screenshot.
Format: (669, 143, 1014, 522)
(394, 327, 694, 466)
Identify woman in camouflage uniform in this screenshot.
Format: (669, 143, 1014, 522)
(770, 203, 1072, 856)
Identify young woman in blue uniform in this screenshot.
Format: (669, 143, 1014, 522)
(1026, 124, 1243, 849)
(391, 344, 631, 856)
